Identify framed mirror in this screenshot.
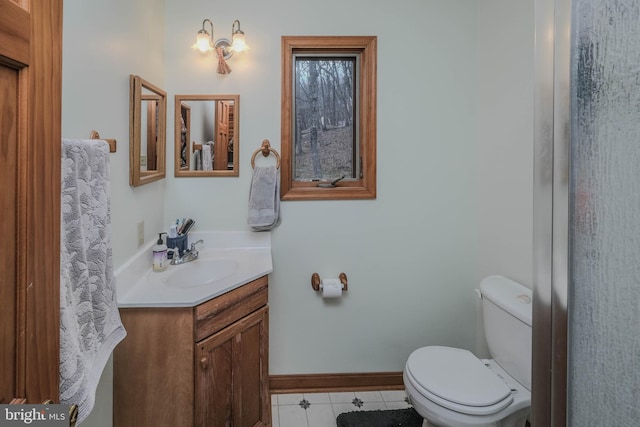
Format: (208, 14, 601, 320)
(129, 75, 167, 187)
(174, 94, 240, 177)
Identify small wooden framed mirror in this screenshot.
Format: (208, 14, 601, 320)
(174, 94, 240, 177)
(129, 75, 167, 187)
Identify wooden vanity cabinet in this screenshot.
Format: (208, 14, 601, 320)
(114, 276, 270, 427)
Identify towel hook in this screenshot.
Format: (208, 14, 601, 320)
(251, 139, 280, 169)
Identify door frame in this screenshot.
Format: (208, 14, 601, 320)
(532, 0, 570, 425)
(0, 0, 63, 403)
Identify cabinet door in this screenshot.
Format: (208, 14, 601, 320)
(195, 306, 269, 427)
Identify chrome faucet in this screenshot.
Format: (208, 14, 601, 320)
(170, 239, 204, 265)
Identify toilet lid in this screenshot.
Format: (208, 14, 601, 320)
(405, 346, 513, 415)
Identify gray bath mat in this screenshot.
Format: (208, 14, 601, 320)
(336, 408, 423, 427)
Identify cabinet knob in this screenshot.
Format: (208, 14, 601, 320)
(200, 357, 208, 370)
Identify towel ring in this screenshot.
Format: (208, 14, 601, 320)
(251, 139, 280, 169)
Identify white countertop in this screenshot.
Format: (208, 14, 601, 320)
(115, 231, 273, 308)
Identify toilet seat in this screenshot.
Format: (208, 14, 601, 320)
(405, 346, 513, 416)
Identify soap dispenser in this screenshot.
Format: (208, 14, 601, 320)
(152, 232, 168, 272)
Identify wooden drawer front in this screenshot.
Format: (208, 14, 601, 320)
(194, 275, 268, 342)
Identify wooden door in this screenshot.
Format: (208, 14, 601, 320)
(232, 306, 269, 427)
(214, 100, 230, 170)
(0, 0, 62, 404)
(195, 306, 270, 427)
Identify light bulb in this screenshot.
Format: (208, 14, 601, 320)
(195, 31, 212, 53)
(231, 32, 249, 53)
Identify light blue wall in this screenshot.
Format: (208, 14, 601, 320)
(62, 0, 167, 269)
(62, 0, 533, 424)
(163, 0, 480, 375)
(62, 1, 166, 425)
(475, 0, 534, 354)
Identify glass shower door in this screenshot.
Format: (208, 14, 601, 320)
(568, 1, 640, 424)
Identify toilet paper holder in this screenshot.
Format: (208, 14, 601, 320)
(311, 272, 348, 291)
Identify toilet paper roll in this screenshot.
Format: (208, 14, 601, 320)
(321, 279, 343, 299)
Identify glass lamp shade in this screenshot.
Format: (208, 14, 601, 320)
(231, 32, 249, 53)
(195, 31, 213, 52)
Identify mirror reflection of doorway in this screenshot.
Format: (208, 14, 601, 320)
(173, 94, 239, 177)
(214, 100, 234, 170)
(143, 95, 159, 171)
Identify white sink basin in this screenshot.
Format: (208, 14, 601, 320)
(164, 258, 239, 288)
(117, 231, 273, 307)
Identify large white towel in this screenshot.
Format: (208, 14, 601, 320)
(247, 165, 281, 230)
(60, 139, 126, 424)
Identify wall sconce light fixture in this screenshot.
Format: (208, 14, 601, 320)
(193, 19, 249, 75)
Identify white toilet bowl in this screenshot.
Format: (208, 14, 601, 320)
(403, 276, 533, 427)
(404, 346, 530, 427)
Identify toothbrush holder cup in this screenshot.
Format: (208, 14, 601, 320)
(166, 234, 188, 259)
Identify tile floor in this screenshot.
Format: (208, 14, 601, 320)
(271, 390, 413, 427)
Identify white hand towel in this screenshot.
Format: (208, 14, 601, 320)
(247, 165, 281, 230)
(60, 139, 126, 424)
(202, 142, 213, 171)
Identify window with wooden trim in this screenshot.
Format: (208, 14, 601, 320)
(281, 36, 377, 200)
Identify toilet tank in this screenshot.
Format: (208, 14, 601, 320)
(480, 275, 532, 390)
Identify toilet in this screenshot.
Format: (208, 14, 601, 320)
(403, 275, 532, 427)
